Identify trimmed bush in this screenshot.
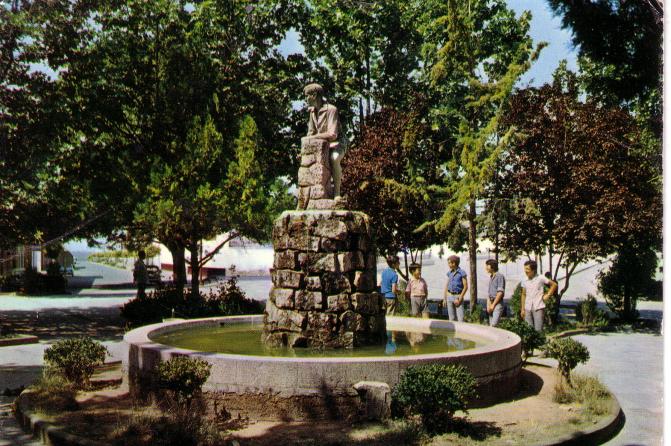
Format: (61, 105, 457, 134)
(156, 356, 212, 408)
(391, 364, 477, 433)
(575, 294, 609, 328)
(544, 337, 590, 385)
(43, 337, 109, 388)
(508, 283, 522, 320)
(498, 318, 546, 361)
(120, 275, 264, 327)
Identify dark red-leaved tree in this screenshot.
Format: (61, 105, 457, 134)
(341, 107, 444, 277)
(496, 82, 661, 322)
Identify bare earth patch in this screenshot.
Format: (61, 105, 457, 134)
(18, 362, 617, 445)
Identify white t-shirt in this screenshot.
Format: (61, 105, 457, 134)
(521, 274, 551, 311)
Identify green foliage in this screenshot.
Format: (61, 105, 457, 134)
(508, 283, 522, 320)
(544, 338, 590, 385)
(465, 303, 484, 325)
(155, 356, 212, 407)
(498, 318, 546, 361)
(599, 244, 658, 322)
(391, 364, 477, 434)
(575, 294, 609, 328)
(43, 337, 109, 388)
(19, 267, 66, 295)
(120, 276, 264, 327)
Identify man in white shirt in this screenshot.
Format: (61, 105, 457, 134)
(520, 260, 558, 331)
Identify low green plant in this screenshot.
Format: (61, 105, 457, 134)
(465, 303, 484, 324)
(544, 337, 590, 385)
(391, 364, 477, 434)
(508, 283, 522, 320)
(497, 318, 546, 361)
(575, 294, 609, 328)
(155, 356, 212, 409)
(121, 275, 264, 327)
(43, 337, 109, 388)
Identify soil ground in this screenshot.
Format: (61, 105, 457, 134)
(18, 362, 617, 446)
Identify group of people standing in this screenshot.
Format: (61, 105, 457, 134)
(379, 254, 558, 332)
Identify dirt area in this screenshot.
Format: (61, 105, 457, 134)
(17, 363, 616, 446)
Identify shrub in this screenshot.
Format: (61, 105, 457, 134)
(508, 283, 522, 320)
(156, 356, 212, 409)
(121, 275, 264, 327)
(498, 318, 546, 361)
(43, 337, 109, 388)
(391, 364, 477, 434)
(465, 302, 484, 324)
(544, 337, 590, 385)
(575, 294, 609, 328)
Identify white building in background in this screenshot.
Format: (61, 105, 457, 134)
(158, 233, 274, 278)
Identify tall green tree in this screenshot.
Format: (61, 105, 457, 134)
(135, 115, 275, 298)
(25, 0, 307, 288)
(418, 0, 541, 308)
(298, 0, 423, 132)
(547, 0, 662, 138)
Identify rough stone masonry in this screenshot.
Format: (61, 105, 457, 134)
(263, 209, 387, 348)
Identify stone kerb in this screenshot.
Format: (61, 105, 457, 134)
(264, 210, 386, 349)
(297, 137, 335, 210)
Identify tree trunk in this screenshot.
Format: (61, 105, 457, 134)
(166, 241, 186, 295)
(189, 241, 200, 300)
(468, 200, 478, 314)
(365, 47, 371, 116)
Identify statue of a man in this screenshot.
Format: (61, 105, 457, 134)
(304, 83, 347, 198)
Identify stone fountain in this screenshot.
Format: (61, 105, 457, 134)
(123, 83, 522, 421)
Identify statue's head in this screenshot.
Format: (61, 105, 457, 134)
(304, 83, 324, 107)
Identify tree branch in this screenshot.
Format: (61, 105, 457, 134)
(197, 231, 240, 269)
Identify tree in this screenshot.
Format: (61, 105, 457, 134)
(23, 0, 307, 289)
(497, 81, 662, 322)
(298, 0, 423, 132)
(341, 107, 442, 275)
(135, 115, 274, 299)
(417, 0, 540, 309)
(546, 0, 662, 137)
(599, 242, 658, 322)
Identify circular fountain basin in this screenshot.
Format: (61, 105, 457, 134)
(124, 315, 521, 420)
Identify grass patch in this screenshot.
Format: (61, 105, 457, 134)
(108, 404, 227, 446)
(27, 373, 79, 414)
(554, 373, 611, 419)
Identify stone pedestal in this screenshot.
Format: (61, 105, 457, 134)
(263, 210, 386, 348)
(298, 137, 337, 210)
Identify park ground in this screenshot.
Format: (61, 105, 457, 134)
(0, 255, 663, 445)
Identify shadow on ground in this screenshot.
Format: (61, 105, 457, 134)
(0, 307, 125, 342)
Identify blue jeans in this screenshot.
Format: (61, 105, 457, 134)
(443, 295, 464, 322)
(488, 299, 504, 327)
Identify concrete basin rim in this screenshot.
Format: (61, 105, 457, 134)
(124, 315, 521, 364)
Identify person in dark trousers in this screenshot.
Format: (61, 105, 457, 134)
(485, 259, 505, 327)
(133, 250, 148, 300)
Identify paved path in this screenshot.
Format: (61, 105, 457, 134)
(573, 331, 663, 446)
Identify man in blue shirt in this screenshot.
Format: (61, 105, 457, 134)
(380, 255, 400, 315)
(443, 255, 468, 322)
